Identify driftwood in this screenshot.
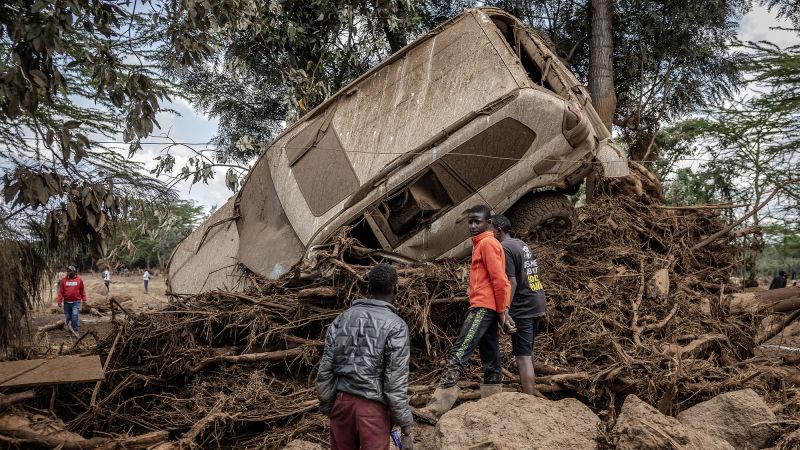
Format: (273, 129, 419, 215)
(0, 390, 35, 409)
(35, 320, 65, 338)
(730, 288, 800, 315)
(757, 309, 800, 345)
(691, 178, 800, 251)
(663, 334, 727, 358)
(189, 347, 306, 374)
(297, 287, 338, 300)
(0, 428, 168, 450)
(58, 195, 793, 448)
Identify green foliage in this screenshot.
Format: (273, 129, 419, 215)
(471, 0, 747, 160)
(158, 0, 750, 188)
(0, 0, 179, 347)
(758, 229, 800, 277)
(150, 0, 421, 188)
(107, 199, 205, 269)
(1, 0, 176, 251)
(762, 0, 800, 30)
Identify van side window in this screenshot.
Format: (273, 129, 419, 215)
(368, 118, 535, 245)
(441, 117, 535, 191)
(492, 17, 559, 95)
(287, 122, 359, 217)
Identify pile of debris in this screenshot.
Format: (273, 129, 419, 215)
(5, 195, 800, 449)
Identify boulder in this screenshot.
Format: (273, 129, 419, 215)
(646, 268, 670, 300)
(282, 439, 323, 450)
(612, 395, 733, 450)
(677, 389, 777, 449)
(435, 392, 600, 449)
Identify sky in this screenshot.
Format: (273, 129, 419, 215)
(125, 5, 800, 214)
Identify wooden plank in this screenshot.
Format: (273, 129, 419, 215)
(0, 356, 104, 388)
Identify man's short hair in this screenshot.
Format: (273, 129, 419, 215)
(468, 204, 492, 219)
(491, 214, 512, 232)
(368, 263, 398, 297)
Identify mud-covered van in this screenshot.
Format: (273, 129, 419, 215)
(167, 7, 629, 294)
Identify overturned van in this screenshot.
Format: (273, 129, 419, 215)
(167, 7, 629, 295)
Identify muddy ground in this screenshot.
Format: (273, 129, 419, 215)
(26, 272, 169, 349)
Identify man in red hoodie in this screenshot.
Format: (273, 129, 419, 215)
(57, 265, 86, 337)
(422, 204, 511, 418)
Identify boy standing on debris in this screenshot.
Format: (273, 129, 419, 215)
(316, 264, 414, 450)
(491, 214, 546, 395)
(57, 265, 86, 337)
(422, 205, 511, 418)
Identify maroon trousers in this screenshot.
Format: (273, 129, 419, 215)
(330, 392, 390, 450)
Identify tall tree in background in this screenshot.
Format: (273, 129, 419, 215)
(158, 0, 747, 186)
(589, 0, 616, 131)
(1, 0, 175, 250)
(108, 199, 204, 270)
(0, 0, 175, 348)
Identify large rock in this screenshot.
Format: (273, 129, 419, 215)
(612, 395, 733, 450)
(282, 440, 323, 450)
(677, 389, 777, 449)
(646, 268, 670, 300)
(435, 392, 600, 449)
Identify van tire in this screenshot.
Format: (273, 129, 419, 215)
(506, 192, 574, 241)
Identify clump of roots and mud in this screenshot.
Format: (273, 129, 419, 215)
(3, 194, 799, 449)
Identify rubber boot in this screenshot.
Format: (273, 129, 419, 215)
(480, 383, 503, 399)
(421, 386, 460, 418)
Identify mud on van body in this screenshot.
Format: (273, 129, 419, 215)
(167, 7, 628, 295)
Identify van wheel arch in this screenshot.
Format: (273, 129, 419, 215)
(505, 191, 575, 242)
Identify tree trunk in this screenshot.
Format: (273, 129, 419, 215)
(589, 0, 616, 132)
(744, 234, 763, 288)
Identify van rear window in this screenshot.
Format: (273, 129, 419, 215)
(441, 117, 535, 191)
(290, 124, 359, 217)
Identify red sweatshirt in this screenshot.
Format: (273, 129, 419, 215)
(58, 275, 86, 304)
(469, 231, 511, 312)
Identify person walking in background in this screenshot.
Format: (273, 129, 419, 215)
(143, 269, 150, 293)
(769, 271, 788, 290)
(57, 265, 86, 337)
(316, 263, 414, 450)
(491, 214, 546, 396)
(103, 268, 111, 292)
(422, 204, 511, 418)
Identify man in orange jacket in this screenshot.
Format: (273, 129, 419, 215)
(57, 265, 86, 337)
(422, 204, 511, 418)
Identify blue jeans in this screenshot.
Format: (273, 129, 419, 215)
(63, 301, 80, 334)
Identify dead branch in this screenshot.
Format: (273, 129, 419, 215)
(189, 347, 307, 374)
(0, 428, 108, 450)
(756, 309, 800, 345)
(691, 178, 800, 251)
(0, 390, 35, 409)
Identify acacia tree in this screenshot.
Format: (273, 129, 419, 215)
(1, 0, 175, 248)
(0, 0, 176, 347)
(663, 96, 799, 285)
(107, 199, 204, 270)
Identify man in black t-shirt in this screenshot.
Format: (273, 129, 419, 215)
(491, 214, 546, 395)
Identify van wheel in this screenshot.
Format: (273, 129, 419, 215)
(506, 192, 574, 242)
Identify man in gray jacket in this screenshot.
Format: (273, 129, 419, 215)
(317, 264, 414, 449)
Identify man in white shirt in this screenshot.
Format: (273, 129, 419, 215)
(102, 268, 111, 292)
(143, 269, 150, 293)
